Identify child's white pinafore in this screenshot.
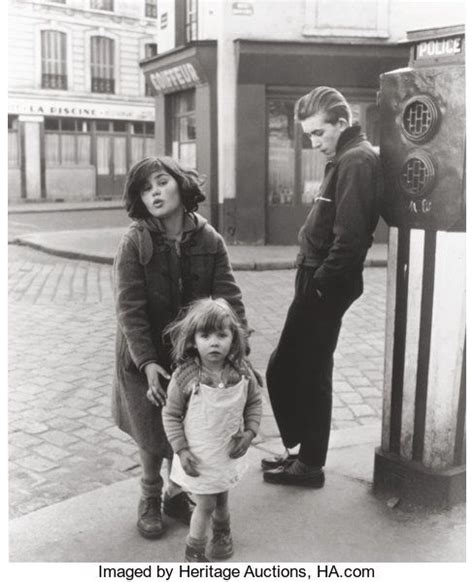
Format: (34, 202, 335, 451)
(170, 377, 249, 494)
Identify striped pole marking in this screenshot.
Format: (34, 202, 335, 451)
(382, 227, 465, 470)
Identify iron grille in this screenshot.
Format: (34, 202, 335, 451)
(42, 73, 67, 90)
(91, 77, 115, 94)
(402, 96, 439, 143)
(400, 154, 435, 199)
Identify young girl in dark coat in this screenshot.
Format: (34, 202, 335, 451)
(112, 156, 249, 539)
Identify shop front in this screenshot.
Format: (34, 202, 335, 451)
(8, 97, 155, 202)
(141, 39, 408, 244)
(141, 41, 218, 225)
(233, 40, 409, 244)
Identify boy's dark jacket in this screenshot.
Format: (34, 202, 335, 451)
(297, 124, 382, 294)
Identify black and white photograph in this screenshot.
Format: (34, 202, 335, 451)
(5, 0, 468, 578)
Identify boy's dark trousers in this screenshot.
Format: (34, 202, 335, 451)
(266, 266, 363, 467)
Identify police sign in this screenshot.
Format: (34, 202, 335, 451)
(416, 36, 463, 60)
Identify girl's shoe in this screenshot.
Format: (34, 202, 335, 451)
(137, 495, 165, 539)
(185, 544, 210, 562)
(209, 519, 234, 560)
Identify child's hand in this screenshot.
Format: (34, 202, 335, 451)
(229, 430, 254, 459)
(178, 448, 200, 477)
(144, 363, 170, 407)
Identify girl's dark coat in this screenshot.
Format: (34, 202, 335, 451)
(112, 213, 247, 455)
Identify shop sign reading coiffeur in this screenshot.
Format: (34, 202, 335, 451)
(147, 63, 202, 93)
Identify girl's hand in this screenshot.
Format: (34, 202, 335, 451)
(178, 448, 200, 477)
(229, 430, 254, 459)
(144, 363, 170, 407)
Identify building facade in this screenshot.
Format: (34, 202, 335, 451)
(141, 0, 465, 244)
(8, 0, 159, 202)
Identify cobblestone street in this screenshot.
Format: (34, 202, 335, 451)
(9, 245, 386, 519)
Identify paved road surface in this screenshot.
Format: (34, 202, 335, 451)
(9, 245, 386, 519)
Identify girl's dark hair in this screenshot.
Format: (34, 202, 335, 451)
(164, 298, 247, 366)
(123, 156, 206, 219)
(295, 86, 352, 125)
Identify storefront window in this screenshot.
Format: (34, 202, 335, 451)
(8, 115, 20, 167)
(268, 100, 295, 205)
(170, 90, 196, 168)
(131, 122, 156, 165)
(301, 133, 326, 204)
(44, 117, 91, 166)
(366, 104, 380, 147)
(267, 95, 379, 206)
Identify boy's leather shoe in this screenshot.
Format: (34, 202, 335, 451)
(260, 453, 298, 471)
(263, 465, 325, 488)
(163, 492, 195, 524)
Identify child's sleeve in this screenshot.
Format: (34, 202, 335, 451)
(162, 375, 189, 453)
(243, 370, 263, 437)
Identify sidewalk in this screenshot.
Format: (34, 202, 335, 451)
(9, 199, 387, 268)
(8, 200, 123, 214)
(12, 228, 387, 269)
(9, 205, 464, 565)
(9, 425, 466, 562)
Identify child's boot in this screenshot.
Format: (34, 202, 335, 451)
(185, 536, 209, 562)
(137, 479, 165, 539)
(209, 517, 233, 560)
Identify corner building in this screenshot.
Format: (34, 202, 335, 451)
(141, 0, 464, 244)
(8, 0, 158, 202)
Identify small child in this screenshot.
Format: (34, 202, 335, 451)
(162, 298, 262, 562)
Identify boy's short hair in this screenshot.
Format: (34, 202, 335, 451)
(295, 86, 352, 125)
(123, 156, 206, 219)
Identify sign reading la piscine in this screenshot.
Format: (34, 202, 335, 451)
(9, 98, 155, 120)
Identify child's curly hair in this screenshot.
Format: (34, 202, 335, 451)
(123, 156, 206, 219)
(165, 298, 247, 366)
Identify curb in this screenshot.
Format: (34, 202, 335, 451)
(8, 202, 123, 215)
(13, 239, 114, 265)
(12, 239, 300, 270)
(12, 236, 388, 270)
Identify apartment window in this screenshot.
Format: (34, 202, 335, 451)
(44, 117, 92, 166)
(303, 0, 389, 38)
(170, 91, 196, 168)
(144, 43, 158, 96)
(8, 116, 20, 167)
(145, 0, 157, 18)
(91, 0, 114, 11)
(185, 0, 198, 43)
(41, 30, 67, 90)
(91, 36, 115, 94)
